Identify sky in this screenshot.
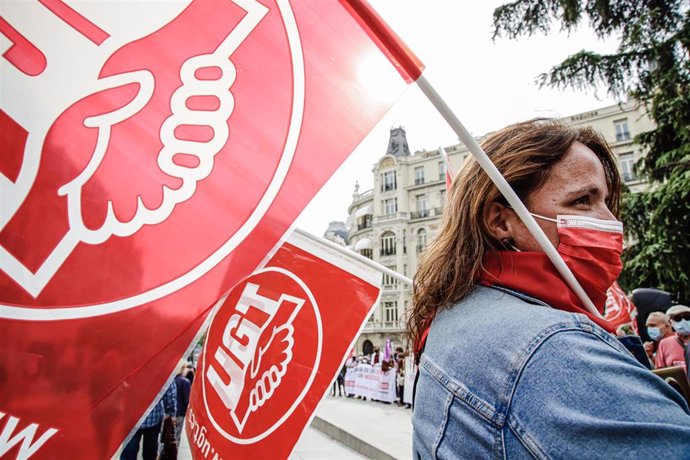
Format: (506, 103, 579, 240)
(295, 1, 622, 236)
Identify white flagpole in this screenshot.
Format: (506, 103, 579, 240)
(294, 228, 413, 286)
(415, 75, 600, 317)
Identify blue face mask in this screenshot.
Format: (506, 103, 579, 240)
(673, 319, 690, 335)
(647, 327, 663, 341)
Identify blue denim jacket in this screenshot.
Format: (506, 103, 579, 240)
(412, 285, 690, 459)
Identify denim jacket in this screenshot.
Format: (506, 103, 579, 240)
(412, 285, 690, 459)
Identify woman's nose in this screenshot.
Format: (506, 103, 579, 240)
(596, 204, 616, 221)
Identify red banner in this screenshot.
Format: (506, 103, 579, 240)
(605, 281, 638, 334)
(186, 231, 381, 459)
(0, 1, 419, 457)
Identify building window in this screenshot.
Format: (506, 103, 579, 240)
(619, 153, 636, 182)
(411, 194, 428, 220)
(414, 166, 425, 185)
(417, 194, 427, 213)
(614, 119, 631, 142)
(440, 189, 447, 203)
(383, 197, 397, 215)
(357, 214, 372, 231)
(381, 231, 396, 256)
(383, 266, 398, 288)
(381, 171, 396, 191)
(360, 248, 373, 259)
(438, 161, 445, 181)
(417, 228, 427, 254)
(384, 301, 398, 323)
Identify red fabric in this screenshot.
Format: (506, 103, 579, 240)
(186, 236, 381, 459)
(556, 225, 623, 305)
(604, 281, 638, 333)
(0, 1, 414, 458)
(480, 251, 617, 334)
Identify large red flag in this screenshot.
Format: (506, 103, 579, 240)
(0, 1, 421, 458)
(186, 230, 382, 459)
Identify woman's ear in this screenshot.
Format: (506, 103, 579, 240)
(485, 201, 514, 243)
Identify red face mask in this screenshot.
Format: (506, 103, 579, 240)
(534, 213, 624, 313)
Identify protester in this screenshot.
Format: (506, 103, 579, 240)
(332, 364, 346, 397)
(121, 381, 177, 460)
(185, 366, 195, 385)
(174, 361, 191, 454)
(644, 311, 675, 366)
(395, 358, 405, 406)
(656, 305, 690, 370)
(345, 354, 357, 398)
(371, 346, 382, 365)
(409, 119, 690, 457)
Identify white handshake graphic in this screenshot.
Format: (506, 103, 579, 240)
(206, 282, 305, 434)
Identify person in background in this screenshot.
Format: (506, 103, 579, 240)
(331, 364, 345, 397)
(174, 361, 191, 454)
(184, 366, 195, 385)
(121, 381, 177, 460)
(643, 311, 675, 366)
(371, 346, 382, 365)
(657, 305, 690, 370)
(395, 358, 405, 406)
(409, 119, 690, 458)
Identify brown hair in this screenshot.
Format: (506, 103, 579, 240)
(408, 118, 621, 349)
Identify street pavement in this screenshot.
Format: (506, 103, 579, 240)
(177, 393, 413, 459)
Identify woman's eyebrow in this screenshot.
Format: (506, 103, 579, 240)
(563, 186, 598, 199)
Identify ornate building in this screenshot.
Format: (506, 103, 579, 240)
(347, 100, 653, 354)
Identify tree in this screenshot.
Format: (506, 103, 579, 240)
(492, 0, 690, 303)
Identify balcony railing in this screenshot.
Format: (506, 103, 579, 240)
(410, 210, 430, 220)
(381, 183, 396, 192)
(362, 320, 403, 332)
(357, 222, 372, 231)
(616, 131, 631, 142)
(380, 248, 396, 256)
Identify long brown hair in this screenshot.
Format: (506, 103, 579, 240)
(408, 118, 621, 350)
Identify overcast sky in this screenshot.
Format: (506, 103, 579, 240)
(295, 1, 621, 237)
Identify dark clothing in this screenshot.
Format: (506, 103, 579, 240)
(121, 423, 161, 460)
(121, 382, 176, 460)
(174, 374, 191, 417)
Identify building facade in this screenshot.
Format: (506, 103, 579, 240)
(347, 100, 653, 354)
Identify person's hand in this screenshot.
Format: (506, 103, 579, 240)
(643, 341, 654, 357)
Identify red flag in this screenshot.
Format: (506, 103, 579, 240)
(439, 146, 455, 191)
(0, 1, 420, 458)
(186, 230, 382, 459)
(604, 281, 639, 334)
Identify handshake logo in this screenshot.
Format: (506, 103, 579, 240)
(201, 268, 322, 442)
(0, 0, 304, 319)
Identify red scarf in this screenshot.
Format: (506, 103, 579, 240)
(479, 251, 616, 334)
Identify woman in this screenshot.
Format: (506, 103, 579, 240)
(410, 119, 690, 458)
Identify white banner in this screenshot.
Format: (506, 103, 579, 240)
(403, 356, 416, 405)
(346, 363, 397, 402)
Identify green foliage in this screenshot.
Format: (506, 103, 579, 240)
(493, 0, 690, 302)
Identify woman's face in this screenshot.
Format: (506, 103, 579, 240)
(509, 141, 615, 251)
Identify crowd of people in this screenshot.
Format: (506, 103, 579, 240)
(121, 361, 196, 460)
(644, 305, 690, 370)
(332, 345, 413, 408)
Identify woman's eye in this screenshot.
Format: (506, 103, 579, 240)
(574, 195, 590, 206)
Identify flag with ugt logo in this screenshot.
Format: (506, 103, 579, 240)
(0, 0, 421, 458)
(186, 230, 382, 459)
